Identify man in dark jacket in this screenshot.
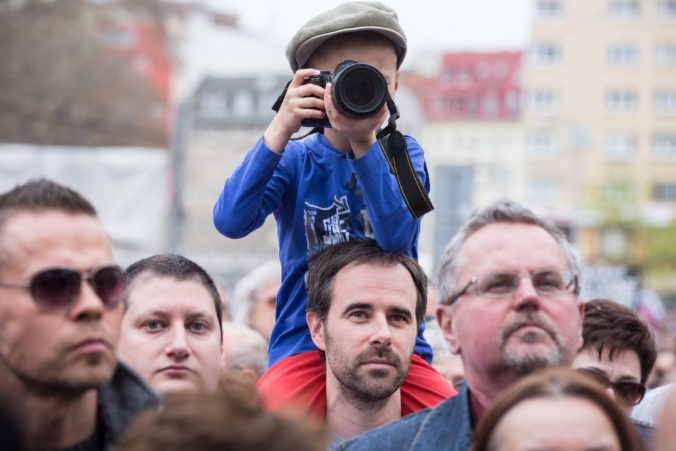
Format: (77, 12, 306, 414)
(0, 179, 158, 450)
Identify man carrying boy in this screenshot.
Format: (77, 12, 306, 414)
(213, 2, 452, 416)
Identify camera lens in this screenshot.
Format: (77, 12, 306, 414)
(332, 62, 388, 119)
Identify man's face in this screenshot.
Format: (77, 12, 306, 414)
(438, 223, 584, 383)
(248, 276, 279, 341)
(307, 262, 418, 404)
(117, 275, 223, 396)
(0, 211, 121, 391)
(572, 347, 642, 416)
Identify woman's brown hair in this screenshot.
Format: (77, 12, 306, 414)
(473, 367, 645, 451)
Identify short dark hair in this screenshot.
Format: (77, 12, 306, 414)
(124, 254, 223, 336)
(474, 367, 645, 451)
(581, 299, 656, 384)
(306, 239, 427, 327)
(0, 177, 97, 226)
(0, 178, 98, 269)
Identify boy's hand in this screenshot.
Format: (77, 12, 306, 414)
(263, 69, 326, 153)
(324, 82, 388, 158)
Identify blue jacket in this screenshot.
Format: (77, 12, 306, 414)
(213, 133, 432, 367)
(340, 383, 474, 451)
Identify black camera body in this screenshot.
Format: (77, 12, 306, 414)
(300, 60, 389, 128)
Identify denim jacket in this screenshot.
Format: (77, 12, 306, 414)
(339, 383, 474, 451)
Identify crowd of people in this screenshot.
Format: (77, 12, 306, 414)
(0, 1, 674, 450)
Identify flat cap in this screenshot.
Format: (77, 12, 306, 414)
(286, 1, 407, 72)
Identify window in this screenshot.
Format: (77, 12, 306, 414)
(232, 91, 255, 116)
(653, 133, 676, 159)
(536, 0, 563, 18)
(656, 44, 676, 66)
(655, 90, 676, 114)
(654, 183, 676, 201)
(529, 89, 558, 114)
(526, 178, 559, 203)
(657, 0, 676, 19)
(607, 43, 639, 66)
(526, 132, 559, 158)
(606, 90, 637, 112)
(198, 93, 228, 119)
(481, 93, 498, 116)
(531, 43, 562, 64)
(607, 0, 639, 19)
(505, 90, 520, 116)
(604, 181, 636, 204)
(604, 133, 636, 160)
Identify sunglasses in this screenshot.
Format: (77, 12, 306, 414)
(576, 367, 646, 406)
(0, 266, 126, 310)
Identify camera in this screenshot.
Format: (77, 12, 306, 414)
(300, 60, 389, 127)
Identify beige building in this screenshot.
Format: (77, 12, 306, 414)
(523, 0, 676, 266)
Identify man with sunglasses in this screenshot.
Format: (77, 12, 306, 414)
(341, 200, 585, 451)
(0, 179, 159, 450)
(572, 298, 657, 448)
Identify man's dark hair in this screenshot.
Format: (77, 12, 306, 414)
(0, 177, 97, 226)
(581, 299, 656, 384)
(0, 178, 98, 269)
(124, 254, 223, 336)
(306, 239, 427, 327)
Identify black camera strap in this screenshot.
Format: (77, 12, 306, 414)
(375, 95, 434, 219)
(272, 83, 433, 219)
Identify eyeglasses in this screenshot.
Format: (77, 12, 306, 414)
(0, 266, 126, 310)
(576, 368, 646, 406)
(444, 268, 577, 306)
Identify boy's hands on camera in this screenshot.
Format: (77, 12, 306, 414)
(264, 69, 326, 153)
(324, 82, 388, 158)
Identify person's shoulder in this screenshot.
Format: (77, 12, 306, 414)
(340, 407, 433, 450)
(341, 396, 463, 450)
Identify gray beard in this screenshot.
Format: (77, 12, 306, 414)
(498, 317, 565, 376)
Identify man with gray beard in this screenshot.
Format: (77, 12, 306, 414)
(341, 200, 585, 451)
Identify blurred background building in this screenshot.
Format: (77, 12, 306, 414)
(1, 0, 675, 315)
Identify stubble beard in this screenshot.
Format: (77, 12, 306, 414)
(2, 351, 116, 397)
(326, 339, 411, 407)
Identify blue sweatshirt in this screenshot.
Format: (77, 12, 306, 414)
(214, 132, 433, 366)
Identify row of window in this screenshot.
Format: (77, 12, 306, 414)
(429, 92, 520, 117)
(526, 132, 676, 160)
(526, 89, 676, 114)
(535, 0, 676, 20)
(525, 179, 676, 203)
(439, 61, 514, 84)
(530, 42, 676, 66)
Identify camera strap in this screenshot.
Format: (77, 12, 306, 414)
(272, 82, 433, 219)
(376, 95, 434, 219)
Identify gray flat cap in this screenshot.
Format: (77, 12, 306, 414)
(286, 1, 407, 72)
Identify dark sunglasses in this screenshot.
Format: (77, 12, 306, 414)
(0, 266, 126, 310)
(576, 367, 646, 406)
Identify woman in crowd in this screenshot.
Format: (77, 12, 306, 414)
(473, 367, 644, 451)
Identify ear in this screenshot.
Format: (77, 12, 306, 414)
(437, 305, 461, 355)
(394, 68, 401, 93)
(306, 311, 327, 351)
